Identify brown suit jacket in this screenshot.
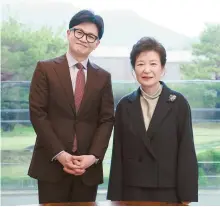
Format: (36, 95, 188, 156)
(28, 54, 114, 186)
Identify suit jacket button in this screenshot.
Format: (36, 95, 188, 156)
(138, 157, 143, 162)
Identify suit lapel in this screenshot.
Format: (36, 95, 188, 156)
(146, 83, 172, 140)
(128, 89, 156, 159)
(128, 82, 173, 159)
(53, 54, 76, 115)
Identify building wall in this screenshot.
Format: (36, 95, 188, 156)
(90, 56, 182, 81)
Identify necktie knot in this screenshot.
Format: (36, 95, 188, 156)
(75, 63, 84, 70)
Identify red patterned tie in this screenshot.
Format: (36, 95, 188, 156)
(73, 63, 85, 152)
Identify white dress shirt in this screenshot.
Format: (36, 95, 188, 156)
(66, 51, 88, 93)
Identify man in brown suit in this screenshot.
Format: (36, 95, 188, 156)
(28, 10, 114, 204)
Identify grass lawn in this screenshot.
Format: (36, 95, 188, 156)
(1, 137, 36, 150)
(1, 123, 220, 190)
(1, 123, 220, 151)
(1, 125, 35, 137)
(1, 165, 30, 178)
(1, 162, 111, 180)
(1, 125, 36, 150)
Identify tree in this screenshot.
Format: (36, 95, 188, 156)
(181, 24, 220, 80)
(180, 24, 220, 115)
(1, 18, 67, 131)
(1, 17, 67, 80)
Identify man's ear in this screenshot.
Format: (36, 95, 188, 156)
(67, 29, 71, 35)
(94, 40, 100, 49)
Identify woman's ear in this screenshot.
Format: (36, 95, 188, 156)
(131, 69, 136, 79)
(131, 68, 140, 87)
(161, 68, 166, 77)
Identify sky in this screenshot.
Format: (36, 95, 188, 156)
(2, 0, 220, 37)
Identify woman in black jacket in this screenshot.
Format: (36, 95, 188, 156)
(107, 37, 198, 204)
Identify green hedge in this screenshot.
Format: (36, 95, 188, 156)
(2, 81, 220, 109)
(112, 81, 220, 108)
(197, 149, 220, 187)
(198, 149, 220, 176)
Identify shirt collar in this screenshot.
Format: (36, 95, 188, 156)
(66, 51, 88, 70)
(140, 84, 163, 100)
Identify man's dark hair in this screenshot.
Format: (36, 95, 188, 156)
(130, 37, 167, 69)
(69, 10, 104, 40)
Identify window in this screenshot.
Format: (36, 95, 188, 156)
(1, 0, 220, 205)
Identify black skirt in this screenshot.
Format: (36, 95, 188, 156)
(122, 186, 180, 202)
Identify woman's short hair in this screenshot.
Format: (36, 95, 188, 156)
(130, 37, 167, 69)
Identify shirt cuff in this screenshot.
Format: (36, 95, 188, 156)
(91, 154, 100, 164)
(51, 150, 65, 161)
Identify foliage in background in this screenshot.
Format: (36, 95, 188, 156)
(180, 24, 220, 110)
(1, 17, 220, 190)
(197, 149, 220, 187)
(1, 81, 220, 131)
(1, 17, 67, 81)
(181, 24, 220, 80)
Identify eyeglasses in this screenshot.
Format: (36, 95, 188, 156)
(70, 28, 99, 43)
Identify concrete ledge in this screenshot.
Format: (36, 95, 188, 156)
(1, 189, 220, 196)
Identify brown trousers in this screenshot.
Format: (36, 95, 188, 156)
(38, 173, 98, 204)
